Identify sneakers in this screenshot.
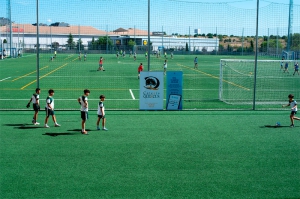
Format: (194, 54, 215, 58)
(44, 124, 50, 128)
(32, 119, 35, 124)
(290, 124, 295, 128)
(34, 122, 40, 125)
(55, 123, 61, 127)
(81, 130, 88, 135)
(97, 127, 101, 130)
(102, 128, 108, 131)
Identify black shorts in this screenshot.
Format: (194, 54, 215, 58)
(291, 111, 297, 115)
(81, 111, 88, 120)
(45, 108, 55, 117)
(33, 104, 40, 112)
(98, 115, 105, 119)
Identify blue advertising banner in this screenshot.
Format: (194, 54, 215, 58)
(139, 72, 164, 110)
(166, 71, 183, 110)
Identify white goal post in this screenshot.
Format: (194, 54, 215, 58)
(219, 59, 299, 108)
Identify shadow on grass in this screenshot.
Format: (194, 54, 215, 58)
(67, 129, 93, 131)
(3, 123, 44, 129)
(43, 132, 79, 137)
(261, 125, 297, 128)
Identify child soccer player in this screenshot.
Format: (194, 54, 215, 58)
(78, 52, 82, 61)
(282, 94, 300, 128)
(163, 60, 167, 75)
(84, 52, 87, 61)
(283, 62, 289, 73)
(97, 57, 105, 71)
(96, 95, 108, 131)
(138, 63, 143, 79)
(293, 62, 299, 76)
(27, 88, 41, 125)
(44, 89, 60, 128)
(133, 52, 137, 61)
(78, 89, 90, 134)
(280, 57, 284, 70)
(194, 57, 198, 69)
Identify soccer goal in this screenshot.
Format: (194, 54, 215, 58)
(219, 59, 299, 109)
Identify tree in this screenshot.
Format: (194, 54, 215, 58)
(52, 42, 59, 50)
(127, 39, 136, 50)
(260, 39, 282, 52)
(291, 33, 300, 51)
(66, 33, 75, 50)
(89, 37, 97, 50)
(97, 36, 113, 50)
(206, 33, 213, 38)
(76, 38, 84, 51)
(3, 39, 7, 43)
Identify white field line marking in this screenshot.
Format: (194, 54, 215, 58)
(129, 89, 135, 100)
(0, 77, 11, 81)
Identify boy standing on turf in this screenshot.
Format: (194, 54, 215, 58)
(163, 60, 167, 75)
(283, 62, 289, 73)
(27, 88, 41, 125)
(138, 63, 143, 79)
(98, 57, 105, 71)
(96, 95, 108, 131)
(194, 57, 198, 69)
(44, 89, 60, 128)
(282, 94, 300, 128)
(293, 62, 299, 76)
(78, 89, 90, 134)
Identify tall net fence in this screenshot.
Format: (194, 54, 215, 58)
(0, 0, 299, 110)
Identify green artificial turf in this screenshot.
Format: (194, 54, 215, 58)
(0, 110, 299, 198)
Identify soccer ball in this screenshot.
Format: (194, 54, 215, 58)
(275, 122, 281, 127)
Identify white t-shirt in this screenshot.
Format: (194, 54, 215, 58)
(289, 100, 297, 112)
(45, 96, 54, 109)
(31, 93, 39, 104)
(79, 95, 88, 112)
(97, 101, 105, 116)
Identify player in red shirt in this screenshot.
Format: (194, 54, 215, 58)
(97, 57, 105, 71)
(138, 63, 143, 79)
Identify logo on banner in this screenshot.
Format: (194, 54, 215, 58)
(144, 76, 160, 90)
(143, 76, 161, 98)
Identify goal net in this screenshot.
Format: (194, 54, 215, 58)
(219, 59, 299, 109)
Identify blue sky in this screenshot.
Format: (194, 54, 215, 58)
(1, 0, 299, 36)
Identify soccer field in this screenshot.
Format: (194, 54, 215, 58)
(0, 53, 298, 110)
(0, 110, 299, 198)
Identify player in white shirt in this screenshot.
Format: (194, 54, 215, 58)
(78, 89, 90, 134)
(282, 94, 300, 127)
(96, 95, 108, 131)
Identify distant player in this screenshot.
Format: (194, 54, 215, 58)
(116, 51, 119, 59)
(96, 95, 108, 131)
(145, 51, 148, 59)
(78, 52, 82, 61)
(54, 50, 57, 58)
(84, 52, 87, 61)
(280, 57, 284, 70)
(283, 62, 289, 73)
(26, 88, 41, 125)
(164, 52, 167, 58)
(163, 60, 167, 75)
(44, 89, 60, 128)
(138, 63, 143, 79)
(293, 62, 299, 76)
(50, 56, 54, 61)
(78, 89, 90, 134)
(97, 57, 105, 71)
(194, 57, 198, 69)
(122, 50, 126, 58)
(133, 52, 137, 61)
(171, 52, 173, 59)
(129, 50, 132, 57)
(282, 94, 300, 128)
